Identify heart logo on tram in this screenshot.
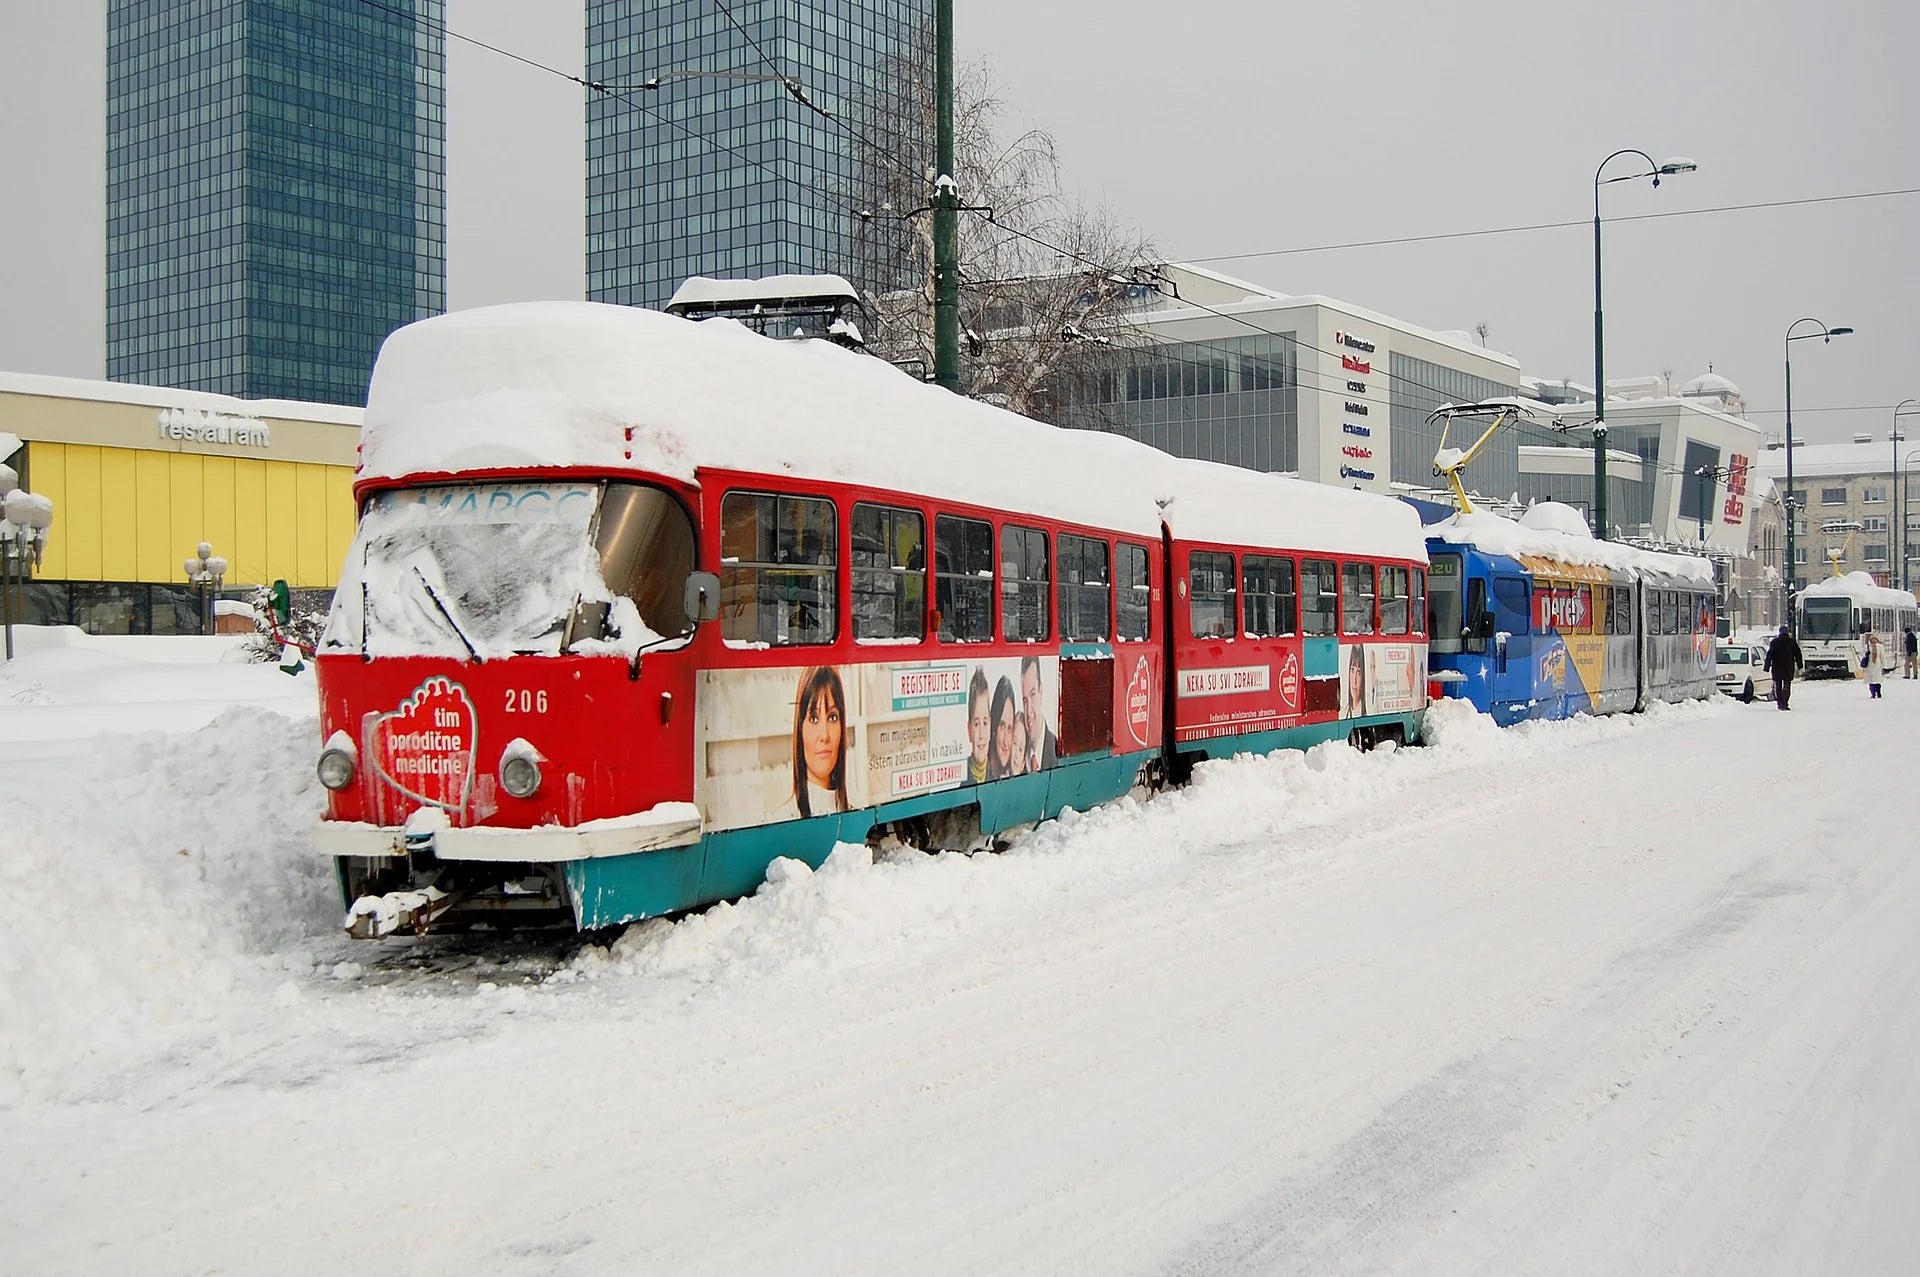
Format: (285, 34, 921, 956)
(367, 676, 478, 814)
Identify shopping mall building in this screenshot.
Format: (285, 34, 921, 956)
(0, 372, 360, 634)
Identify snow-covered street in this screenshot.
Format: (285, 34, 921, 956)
(3, 638, 1917, 1276)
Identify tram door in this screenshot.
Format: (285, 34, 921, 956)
(1490, 575, 1535, 717)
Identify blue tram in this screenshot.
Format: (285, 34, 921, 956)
(1424, 511, 1716, 724)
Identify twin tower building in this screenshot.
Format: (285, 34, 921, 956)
(106, 0, 932, 407)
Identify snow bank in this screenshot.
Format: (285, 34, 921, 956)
(563, 696, 1725, 989)
(0, 709, 334, 1105)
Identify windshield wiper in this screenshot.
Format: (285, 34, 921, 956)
(413, 565, 481, 661)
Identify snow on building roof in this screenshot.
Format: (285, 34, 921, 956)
(359, 301, 1427, 560)
(1798, 571, 1917, 608)
(1679, 372, 1740, 397)
(0, 369, 364, 425)
(1753, 439, 1902, 480)
(666, 274, 860, 310)
(1425, 509, 1714, 582)
(1143, 266, 1520, 369)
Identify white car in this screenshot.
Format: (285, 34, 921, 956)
(1716, 640, 1774, 703)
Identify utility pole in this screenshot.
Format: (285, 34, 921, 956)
(931, 0, 960, 392)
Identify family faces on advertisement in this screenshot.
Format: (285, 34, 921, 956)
(699, 655, 1063, 833)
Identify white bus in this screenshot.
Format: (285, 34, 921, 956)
(1794, 572, 1919, 679)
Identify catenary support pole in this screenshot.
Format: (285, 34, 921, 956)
(931, 0, 960, 392)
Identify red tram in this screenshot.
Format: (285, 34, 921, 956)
(313, 303, 1431, 936)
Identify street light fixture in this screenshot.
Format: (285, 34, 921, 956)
(1782, 318, 1854, 626)
(1894, 399, 1920, 588)
(0, 463, 56, 661)
(1592, 150, 1697, 540)
(184, 541, 228, 636)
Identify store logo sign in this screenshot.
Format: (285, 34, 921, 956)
(1341, 355, 1372, 375)
(157, 407, 272, 449)
(1334, 330, 1378, 354)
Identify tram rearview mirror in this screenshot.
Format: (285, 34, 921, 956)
(684, 571, 721, 623)
(270, 579, 291, 624)
(1474, 610, 1497, 639)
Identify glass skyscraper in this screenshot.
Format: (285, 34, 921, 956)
(586, 0, 931, 309)
(106, 0, 446, 406)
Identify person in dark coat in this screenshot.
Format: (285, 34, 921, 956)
(1764, 624, 1802, 710)
(1903, 625, 1917, 679)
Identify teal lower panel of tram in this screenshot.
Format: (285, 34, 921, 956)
(564, 746, 1154, 930)
(563, 711, 1424, 930)
(1175, 711, 1422, 764)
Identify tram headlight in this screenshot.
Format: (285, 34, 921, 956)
(316, 730, 358, 791)
(499, 739, 544, 799)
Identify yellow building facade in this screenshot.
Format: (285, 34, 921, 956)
(0, 372, 360, 634)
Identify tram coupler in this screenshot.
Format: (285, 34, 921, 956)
(344, 882, 466, 940)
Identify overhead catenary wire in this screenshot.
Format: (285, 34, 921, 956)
(344, 0, 1881, 493)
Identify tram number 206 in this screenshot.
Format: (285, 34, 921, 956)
(504, 689, 549, 714)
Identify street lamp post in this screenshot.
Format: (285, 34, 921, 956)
(184, 541, 228, 636)
(1900, 445, 1920, 593)
(0, 464, 57, 661)
(1895, 399, 1920, 589)
(1782, 318, 1855, 627)
(1592, 149, 1696, 540)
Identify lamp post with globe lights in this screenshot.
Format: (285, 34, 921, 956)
(1782, 318, 1854, 624)
(184, 541, 228, 636)
(1591, 148, 1696, 539)
(0, 463, 56, 661)
(1894, 399, 1920, 588)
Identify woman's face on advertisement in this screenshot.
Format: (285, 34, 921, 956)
(994, 700, 1015, 768)
(969, 693, 990, 762)
(802, 686, 842, 785)
(1012, 712, 1028, 764)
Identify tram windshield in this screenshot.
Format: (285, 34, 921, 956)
(321, 480, 696, 659)
(1799, 598, 1855, 641)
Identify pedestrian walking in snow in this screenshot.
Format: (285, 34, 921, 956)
(1862, 631, 1885, 699)
(1764, 624, 1802, 710)
(1904, 625, 1917, 679)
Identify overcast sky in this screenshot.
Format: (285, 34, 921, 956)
(2, 1, 1915, 445)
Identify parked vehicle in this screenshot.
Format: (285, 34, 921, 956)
(1715, 639, 1772, 703)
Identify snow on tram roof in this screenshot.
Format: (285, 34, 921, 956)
(359, 301, 1424, 560)
(1798, 571, 1917, 608)
(1426, 509, 1714, 583)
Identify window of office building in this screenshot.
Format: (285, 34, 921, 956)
(1055, 333, 1299, 473)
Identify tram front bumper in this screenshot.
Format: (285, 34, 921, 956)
(316, 802, 704, 862)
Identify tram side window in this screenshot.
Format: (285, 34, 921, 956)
(1492, 576, 1530, 635)
(851, 502, 925, 641)
(718, 491, 837, 646)
(1576, 585, 1593, 635)
(1411, 566, 1427, 636)
(935, 514, 994, 642)
(1242, 555, 1297, 637)
(1341, 562, 1376, 635)
(1189, 550, 1236, 639)
(1665, 591, 1681, 635)
(1116, 542, 1152, 641)
(1379, 564, 1410, 635)
(1001, 525, 1050, 642)
(1613, 585, 1631, 635)
(1057, 534, 1111, 642)
(1300, 558, 1338, 635)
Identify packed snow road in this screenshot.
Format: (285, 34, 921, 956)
(3, 648, 1917, 1276)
